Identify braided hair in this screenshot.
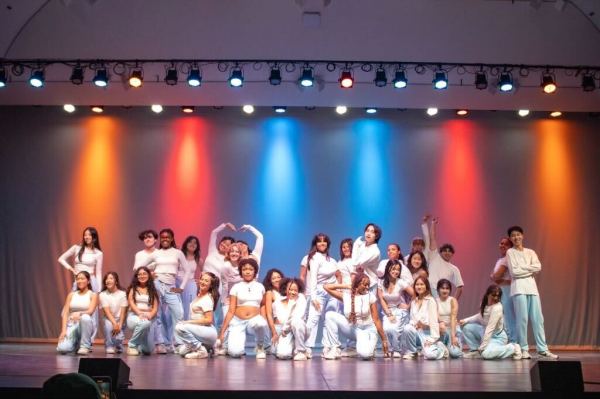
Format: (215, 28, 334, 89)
(349, 272, 370, 325)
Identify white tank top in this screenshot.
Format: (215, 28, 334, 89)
(378, 279, 409, 307)
(436, 296, 453, 324)
(134, 292, 151, 311)
(69, 290, 93, 314)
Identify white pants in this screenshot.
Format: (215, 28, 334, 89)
(382, 307, 410, 352)
(102, 318, 125, 349)
(175, 322, 218, 349)
(323, 311, 378, 360)
(306, 286, 338, 348)
(273, 320, 308, 359)
(57, 314, 96, 353)
(227, 315, 268, 357)
(402, 324, 446, 360)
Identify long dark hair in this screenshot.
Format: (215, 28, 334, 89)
(101, 271, 123, 292)
(182, 235, 201, 263)
(339, 238, 353, 260)
(382, 259, 402, 289)
(387, 243, 404, 261)
(78, 227, 101, 262)
(307, 233, 331, 269)
(262, 268, 285, 292)
(127, 266, 159, 308)
(413, 275, 432, 298)
(407, 250, 428, 276)
(480, 284, 502, 316)
(75, 271, 93, 291)
(199, 272, 220, 310)
(159, 228, 176, 248)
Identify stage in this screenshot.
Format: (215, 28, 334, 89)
(0, 344, 598, 398)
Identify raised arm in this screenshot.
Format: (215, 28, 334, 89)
(429, 217, 439, 252)
(208, 223, 233, 256)
(241, 225, 264, 263)
(323, 283, 348, 302)
(421, 214, 431, 251)
(58, 245, 78, 275)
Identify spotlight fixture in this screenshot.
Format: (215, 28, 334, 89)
(128, 69, 143, 88)
(269, 67, 282, 85)
(550, 111, 562, 118)
(339, 70, 354, 88)
(242, 105, 254, 114)
(91, 106, 104, 113)
(433, 71, 448, 90)
(0, 68, 6, 88)
(365, 107, 377, 114)
(70, 66, 84, 85)
(518, 109, 530, 117)
(475, 71, 488, 90)
(181, 106, 194, 113)
(456, 109, 468, 116)
(29, 70, 45, 88)
(541, 72, 556, 94)
(187, 67, 201, 87)
(273, 106, 286, 113)
(151, 105, 163, 114)
(426, 108, 439, 116)
(335, 105, 348, 115)
(229, 67, 244, 87)
(63, 104, 76, 113)
(373, 67, 387, 87)
(93, 68, 108, 87)
(392, 70, 407, 89)
(165, 67, 178, 86)
(581, 73, 595, 92)
(299, 68, 314, 87)
(498, 72, 513, 92)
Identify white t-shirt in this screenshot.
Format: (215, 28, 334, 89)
(230, 280, 265, 308)
(153, 247, 190, 288)
(427, 250, 464, 295)
(342, 290, 376, 326)
(133, 249, 157, 271)
(99, 289, 127, 319)
(352, 237, 381, 286)
(337, 258, 355, 285)
(272, 294, 307, 324)
(220, 261, 243, 305)
(492, 256, 511, 286)
(303, 252, 338, 297)
(378, 278, 411, 308)
(189, 293, 215, 321)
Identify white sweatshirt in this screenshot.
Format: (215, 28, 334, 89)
(352, 236, 381, 286)
(153, 247, 191, 289)
(202, 224, 228, 277)
(58, 245, 103, 289)
(463, 302, 505, 350)
(506, 247, 541, 296)
(273, 294, 308, 331)
(409, 295, 440, 344)
(337, 258, 355, 285)
(305, 252, 338, 297)
(133, 248, 157, 271)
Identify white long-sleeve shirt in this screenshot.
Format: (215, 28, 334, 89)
(153, 247, 191, 289)
(352, 236, 380, 286)
(178, 258, 198, 280)
(304, 252, 338, 297)
(463, 302, 505, 350)
(337, 258, 355, 285)
(409, 295, 440, 344)
(273, 294, 308, 331)
(244, 225, 264, 265)
(220, 261, 243, 305)
(506, 247, 541, 296)
(58, 245, 103, 290)
(133, 248, 157, 271)
(203, 224, 228, 277)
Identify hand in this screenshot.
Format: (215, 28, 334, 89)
(432, 217, 439, 224)
(451, 336, 458, 347)
(170, 287, 183, 293)
(215, 338, 223, 348)
(111, 321, 121, 336)
(422, 214, 431, 223)
(387, 314, 397, 323)
(58, 332, 66, 342)
(271, 332, 279, 345)
(70, 312, 81, 322)
(139, 312, 149, 320)
(312, 299, 321, 313)
(415, 320, 424, 329)
(459, 319, 466, 326)
(356, 266, 364, 274)
(382, 341, 390, 357)
(239, 224, 250, 232)
(225, 222, 237, 231)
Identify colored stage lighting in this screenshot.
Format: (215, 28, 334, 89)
(373, 68, 387, 87)
(269, 67, 282, 85)
(29, 70, 45, 88)
(181, 106, 194, 113)
(91, 106, 104, 113)
(165, 67, 178, 86)
(475, 71, 487, 90)
(392, 70, 407, 88)
(339, 70, 353, 88)
(229, 67, 244, 87)
(128, 69, 143, 88)
(93, 69, 109, 87)
(299, 68, 314, 87)
(498, 72, 513, 92)
(541, 73, 556, 94)
(518, 109, 530, 117)
(433, 71, 448, 90)
(0, 68, 6, 88)
(187, 68, 201, 87)
(70, 66, 84, 85)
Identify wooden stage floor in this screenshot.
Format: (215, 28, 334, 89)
(0, 344, 598, 397)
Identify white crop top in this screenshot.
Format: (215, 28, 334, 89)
(133, 292, 151, 311)
(229, 280, 265, 308)
(189, 294, 215, 321)
(69, 290, 94, 314)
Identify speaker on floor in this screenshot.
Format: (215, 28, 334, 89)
(530, 360, 583, 392)
(78, 358, 130, 390)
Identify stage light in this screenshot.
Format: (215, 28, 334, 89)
(128, 69, 143, 88)
(70, 66, 84, 85)
(498, 72, 513, 92)
(392, 70, 407, 88)
(229, 67, 244, 87)
(475, 71, 488, 90)
(187, 68, 201, 87)
(273, 106, 286, 113)
(29, 70, 44, 88)
(456, 109, 468, 116)
(426, 108, 438, 116)
(165, 67, 178, 86)
(181, 106, 194, 113)
(365, 108, 377, 114)
(433, 71, 448, 90)
(299, 68, 314, 87)
(518, 109, 530, 117)
(550, 111, 562, 118)
(541, 73, 556, 94)
(339, 70, 353, 88)
(91, 106, 104, 113)
(151, 104, 163, 114)
(336, 106, 348, 115)
(93, 68, 108, 87)
(373, 67, 387, 87)
(581, 74, 595, 92)
(243, 105, 254, 114)
(63, 104, 76, 113)
(269, 67, 282, 85)
(0, 68, 6, 88)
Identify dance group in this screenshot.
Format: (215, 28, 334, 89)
(56, 216, 559, 362)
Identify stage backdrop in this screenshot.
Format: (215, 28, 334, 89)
(0, 107, 598, 347)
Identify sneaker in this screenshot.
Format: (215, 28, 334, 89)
(256, 346, 266, 360)
(155, 344, 167, 354)
(105, 347, 116, 354)
(214, 347, 227, 356)
(305, 348, 312, 359)
(538, 351, 559, 359)
(321, 347, 329, 359)
(178, 345, 193, 357)
(521, 350, 531, 359)
(463, 351, 482, 359)
(185, 350, 209, 359)
(393, 351, 402, 358)
(77, 347, 90, 355)
(402, 353, 416, 360)
(341, 347, 358, 358)
(512, 344, 522, 360)
(127, 347, 140, 356)
(293, 352, 308, 361)
(323, 347, 341, 360)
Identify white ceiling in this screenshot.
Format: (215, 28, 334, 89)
(1, 0, 599, 111)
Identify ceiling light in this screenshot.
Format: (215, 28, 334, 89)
(339, 70, 353, 88)
(518, 109, 530, 117)
(187, 68, 201, 87)
(392, 70, 407, 88)
(151, 105, 163, 114)
(181, 106, 194, 113)
(229, 67, 244, 87)
(475, 71, 488, 90)
(165, 67, 178, 86)
(29, 70, 44, 88)
(128, 69, 143, 88)
(70, 66, 84, 85)
(498, 72, 514, 92)
(541, 73, 557, 94)
(91, 106, 104, 113)
(550, 111, 562, 118)
(581, 74, 595, 92)
(456, 109, 468, 116)
(299, 68, 314, 87)
(242, 105, 254, 114)
(269, 67, 282, 85)
(335, 105, 348, 115)
(373, 67, 387, 87)
(63, 104, 76, 113)
(365, 108, 377, 114)
(0, 68, 7, 88)
(433, 71, 448, 90)
(93, 68, 108, 87)
(426, 108, 438, 116)
(273, 106, 286, 113)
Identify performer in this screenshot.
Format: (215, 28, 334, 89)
(175, 272, 220, 359)
(269, 278, 309, 360)
(217, 258, 268, 359)
(262, 268, 285, 353)
(99, 272, 127, 354)
(404, 215, 430, 263)
(201, 222, 236, 277)
(490, 237, 516, 343)
(505, 226, 558, 359)
(180, 235, 203, 320)
(133, 229, 158, 271)
(322, 272, 389, 360)
(436, 279, 463, 358)
(376, 243, 405, 278)
(378, 260, 414, 358)
(460, 284, 522, 360)
(352, 223, 382, 292)
(126, 267, 159, 356)
(401, 276, 448, 360)
(337, 238, 355, 285)
(57, 271, 98, 355)
(220, 243, 244, 317)
(236, 224, 264, 263)
(58, 227, 103, 292)
(406, 250, 429, 280)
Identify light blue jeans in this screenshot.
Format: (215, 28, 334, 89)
(174, 322, 218, 350)
(306, 286, 339, 348)
(402, 324, 446, 360)
(177, 278, 198, 321)
(154, 280, 184, 346)
(462, 324, 517, 359)
(57, 314, 96, 353)
(126, 313, 155, 354)
(500, 285, 516, 343)
(102, 318, 125, 349)
(382, 307, 410, 353)
(440, 325, 464, 358)
(512, 294, 549, 352)
(323, 311, 378, 360)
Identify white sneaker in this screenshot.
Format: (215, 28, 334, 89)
(442, 345, 450, 359)
(393, 351, 402, 358)
(105, 347, 116, 354)
(323, 347, 340, 360)
(127, 347, 140, 356)
(463, 351, 482, 359)
(341, 347, 358, 358)
(155, 344, 167, 354)
(178, 345, 193, 357)
(77, 347, 90, 355)
(305, 348, 312, 359)
(512, 344, 522, 360)
(402, 353, 416, 360)
(255, 346, 266, 359)
(214, 347, 227, 356)
(521, 350, 531, 359)
(185, 349, 209, 359)
(293, 352, 308, 361)
(538, 351, 559, 359)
